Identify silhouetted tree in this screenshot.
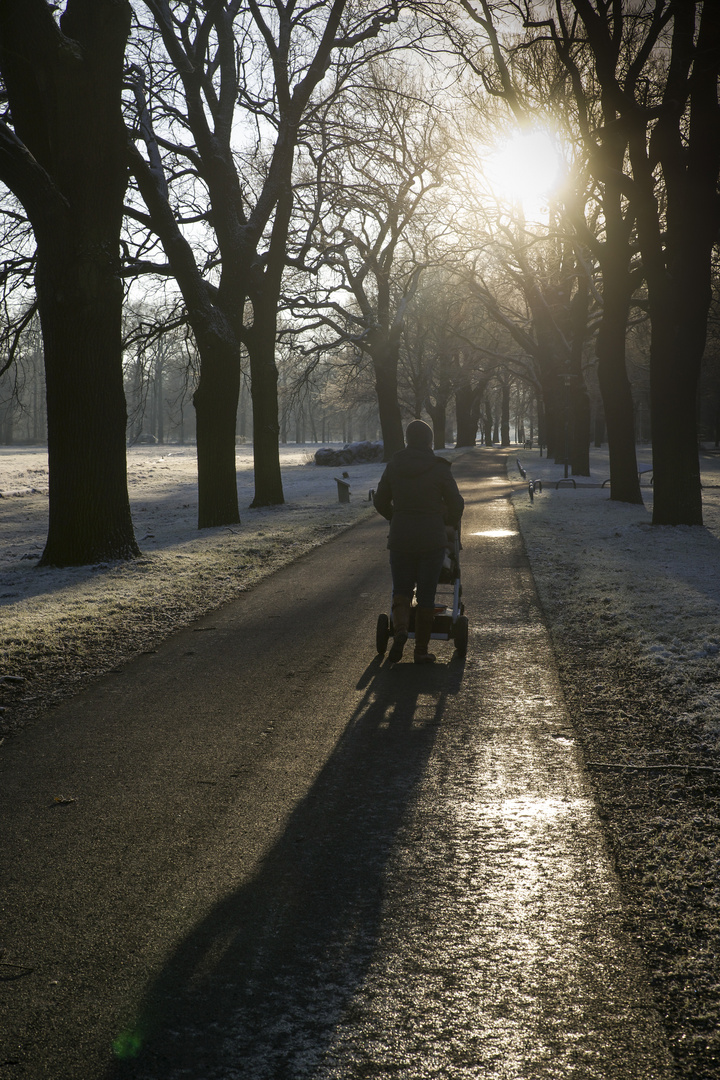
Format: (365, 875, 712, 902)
(126, 1, 401, 521)
(0, 0, 139, 565)
(287, 62, 445, 458)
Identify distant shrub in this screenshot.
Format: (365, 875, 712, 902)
(314, 441, 384, 466)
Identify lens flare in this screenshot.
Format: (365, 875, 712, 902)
(112, 1028, 143, 1059)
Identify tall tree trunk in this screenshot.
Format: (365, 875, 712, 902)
(192, 334, 241, 526)
(371, 340, 404, 460)
(500, 382, 511, 446)
(649, 303, 705, 526)
(591, 123, 642, 499)
(595, 288, 642, 502)
(628, 2, 720, 525)
(555, 384, 570, 471)
(568, 278, 591, 476)
(570, 383, 591, 476)
(541, 375, 559, 460)
(483, 396, 493, 446)
(425, 398, 447, 450)
(536, 392, 547, 454)
(246, 306, 284, 506)
(37, 239, 137, 565)
(631, 199, 707, 525)
(455, 384, 481, 447)
(0, 0, 137, 566)
(129, 141, 248, 527)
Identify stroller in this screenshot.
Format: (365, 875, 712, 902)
(376, 526, 468, 659)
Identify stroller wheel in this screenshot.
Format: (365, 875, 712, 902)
(376, 613, 391, 655)
(453, 615, 469, 656)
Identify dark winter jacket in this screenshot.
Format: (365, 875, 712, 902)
(373, 448, 464, 554)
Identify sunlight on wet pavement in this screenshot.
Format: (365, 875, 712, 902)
(123, 463, 674, 1080)
(298, 486, 673, 1078)
(470, 529, 519, 538)
(306, 695, 671, 1078)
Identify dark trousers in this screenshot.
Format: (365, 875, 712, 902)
(389, 549, 445, 608)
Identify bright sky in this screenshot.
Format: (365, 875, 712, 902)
(484, 129, 562, 221)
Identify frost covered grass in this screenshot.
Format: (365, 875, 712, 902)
(0, 445, 380, 732)
(513, 446, 720, 1078)
(513, 446, 720, 747)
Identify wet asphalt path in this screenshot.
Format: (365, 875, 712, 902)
(0, 449, 674, 1079)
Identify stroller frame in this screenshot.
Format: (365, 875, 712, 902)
(376, 526, 468, 658)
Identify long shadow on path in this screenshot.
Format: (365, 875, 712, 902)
(108, 654, 465, 1079)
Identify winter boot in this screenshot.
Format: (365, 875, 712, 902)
(388, 594, 411, 662)
(413, 606, 437, 665)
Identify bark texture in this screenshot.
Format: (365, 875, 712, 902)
(0, 0, 138, 565)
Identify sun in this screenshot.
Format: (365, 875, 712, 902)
(484, 129, 561, 219)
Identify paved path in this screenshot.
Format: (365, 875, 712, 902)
(1, 450, 674, 1079)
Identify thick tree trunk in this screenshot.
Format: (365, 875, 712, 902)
(650, 372, 702, 525)
(595, 273, 642, 502)
(626, 1, 720, 526)
(127, 147, 247, 524)
(192, 335, 241, 526)
(455, 385, 481, 447)
(554, 389, 571, 471)
(567, 276, 591, 476)
(246, 313, 284, 507)
(536, 392, 547, 454)
(570, 383, 592, 476)
(483, 397, 493, 446)
(0, 0, 137, 566)
(37, 244, 138, 566)
(649, 305, 705, 526)
(372, 341, 404, 460)
(631, 196, 707, 525)
(425, 398, 447, 450)
(542, 377, 560, 460)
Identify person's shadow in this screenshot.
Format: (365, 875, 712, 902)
(108, 653, 465, 1078)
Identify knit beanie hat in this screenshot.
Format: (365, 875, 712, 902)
(405, 419, 434, 449)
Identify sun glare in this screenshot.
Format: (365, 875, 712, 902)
(485, 130, 561, 219)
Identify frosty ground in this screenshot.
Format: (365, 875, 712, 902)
(0, 445, 379, 735)
(1, 442, 720, 1077)
(515, 446, 720, 1080)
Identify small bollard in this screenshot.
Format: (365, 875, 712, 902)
(334, 477, 350, 503)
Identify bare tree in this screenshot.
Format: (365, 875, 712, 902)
(288, 61, 447, 458)
(401, 270, 500, 449)
(464, 0, 720, 523)
(122, 300, 197, 444)
(124, 1, 401, 523)
(440, 5, 637, 493)
(0, 0, 139, 566)
(0, 313, 45, 445)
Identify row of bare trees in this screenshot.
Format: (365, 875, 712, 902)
(448, 0, 720, 525)
(0, 0, 407, 564)
(0, 1, 719, 564)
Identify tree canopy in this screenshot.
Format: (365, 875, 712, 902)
(1, 0, 719, 564)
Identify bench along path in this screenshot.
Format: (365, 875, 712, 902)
(1, 451, 673, 1079)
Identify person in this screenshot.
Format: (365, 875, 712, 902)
(373, 420, 464, 664)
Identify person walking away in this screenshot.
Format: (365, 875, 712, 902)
(373, 420, 464, 664)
